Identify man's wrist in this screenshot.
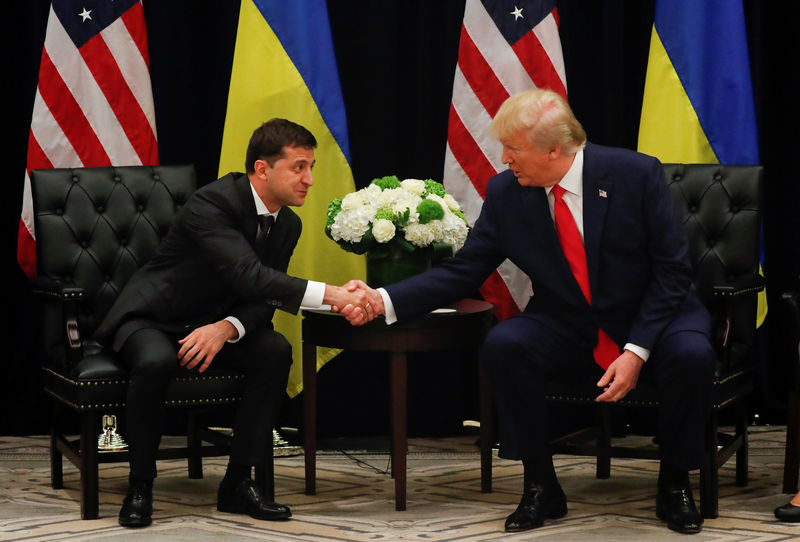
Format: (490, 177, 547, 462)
(623, 343, 649, 362)
(378, 288, 397, 324)
(224, 316, 244, 343)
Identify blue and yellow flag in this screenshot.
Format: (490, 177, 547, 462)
(219, 0, 365, 396)
(638, 0, 765, 326)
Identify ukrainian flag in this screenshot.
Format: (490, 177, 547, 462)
(219, 0, 365, 396)
(638, 0, 765, 326)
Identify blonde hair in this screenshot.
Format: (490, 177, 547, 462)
(490, 89, 586, 154)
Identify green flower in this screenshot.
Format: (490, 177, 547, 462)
(417, 199, 445, 224)
(371, 175, 402, 190)
(374, 208, 395, 222)
(325, 196, 343, 234)
(452, 208, 467, 223)
(423, 179, 446, 198)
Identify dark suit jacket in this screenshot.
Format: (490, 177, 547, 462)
(94, 172, 308, 351)
(386, 142, 708, 352)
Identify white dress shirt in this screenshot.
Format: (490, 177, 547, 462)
(379, 149, 649, 362)
(224, 182, 326, 342)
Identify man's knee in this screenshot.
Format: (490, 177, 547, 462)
(482, 320, 529, 363)
(655, 331, 716, 383)
(121, 330, 177, 381)
(238, 329, 293, 372)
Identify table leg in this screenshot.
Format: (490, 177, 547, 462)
(303, 341, 317, 495)
(479, 358, 493, 493)
(390, 351, 407, 511)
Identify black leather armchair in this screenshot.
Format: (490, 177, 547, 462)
(478, 163, 764, 519)
(30, 165, 275, 520)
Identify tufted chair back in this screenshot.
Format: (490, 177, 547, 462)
(31, 165, 195, 363)
(663, 164, 762, 374)
(31, 165, 195, 365)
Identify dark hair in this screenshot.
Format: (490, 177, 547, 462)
(245, 118, 317, 173)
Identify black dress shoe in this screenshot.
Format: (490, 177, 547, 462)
(119, 479, 153, 528)
(217, 478, 291, 520)
(775, 501, 800, 522)
(504, 484, 568, 532)
(656, 484, 703, 534)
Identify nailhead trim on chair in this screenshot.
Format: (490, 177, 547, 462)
(43, 389, 125, 410)
(545, 394, 659, 407)
(44, 388, 242, 411)
(43, 366, 246, 387)
(43, 367, 127, 387)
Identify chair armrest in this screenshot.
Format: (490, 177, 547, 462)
(709, 273, 764, 374)
(31, 277, 85, 367)
(711, 274, 765, 298)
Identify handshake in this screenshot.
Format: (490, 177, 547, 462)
(324, 280, 385, 326)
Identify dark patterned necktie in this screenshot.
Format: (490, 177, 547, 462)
(256, 214, 275, 257)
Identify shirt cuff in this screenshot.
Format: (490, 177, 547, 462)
(624, 343, 650, 362)
(378, 288, 397, 325)
(224, 316, 245, 343)
(301, 280, 326, 308)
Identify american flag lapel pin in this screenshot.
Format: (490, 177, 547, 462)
(598, 189, 608, 198)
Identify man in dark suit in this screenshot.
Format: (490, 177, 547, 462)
(95, 118, 370, 528)
(344, 89, 714, 534)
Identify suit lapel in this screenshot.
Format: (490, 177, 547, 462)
(232, 173, 260, 247)
(525, 187, 561, 257)
(581, 144, 611, 297)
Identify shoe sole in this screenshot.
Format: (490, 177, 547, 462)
(504, 503, 568, 532)
(217, 503, 291, 521)
(118, 517, 152, 528)
(656, 499, 702, 534)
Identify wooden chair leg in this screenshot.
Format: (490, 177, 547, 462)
(479, 358, 493, 493)
(596, 406, 611, 479)
(50, 405, 63, 489)
(255, 442, 275, 501)
(80, 411, 100, 520)
(735, 405, 748, 487)
(700, 412, 719, 519)
(187, 413, 203, 479)
(784, 389, 800, 493)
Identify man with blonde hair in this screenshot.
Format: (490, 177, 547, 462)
(345, 88, 714, 534)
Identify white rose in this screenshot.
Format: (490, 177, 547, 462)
(425, 193, 447, 207)
(443, 194, 461, 211)
(401, 178, 426, 196)
(372, 219, 396, 243)
(341, 191, 364, 211)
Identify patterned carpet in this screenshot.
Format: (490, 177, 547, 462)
(0, 426, 798, 541)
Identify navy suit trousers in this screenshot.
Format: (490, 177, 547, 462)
(483, 311, 715, 472)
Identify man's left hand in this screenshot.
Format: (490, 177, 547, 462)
(595, 350, 645, 402)
(177, 320, 238, 373)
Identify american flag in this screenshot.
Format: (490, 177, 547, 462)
(17, 0, 158, 277)
(443, 0, 566, 320)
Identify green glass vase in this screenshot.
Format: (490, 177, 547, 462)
(366, 247, 431, 288)
(365, 241, 454, 288)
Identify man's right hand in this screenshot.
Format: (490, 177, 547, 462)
(323, 283, 373, 324)
(342, 280, 385, 325)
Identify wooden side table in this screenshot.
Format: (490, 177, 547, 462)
(302, 299, 494, 510)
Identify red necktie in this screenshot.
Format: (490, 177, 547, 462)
(551, 184, 619, 369)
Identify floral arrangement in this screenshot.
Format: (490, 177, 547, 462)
(325, 176, 470, 257)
